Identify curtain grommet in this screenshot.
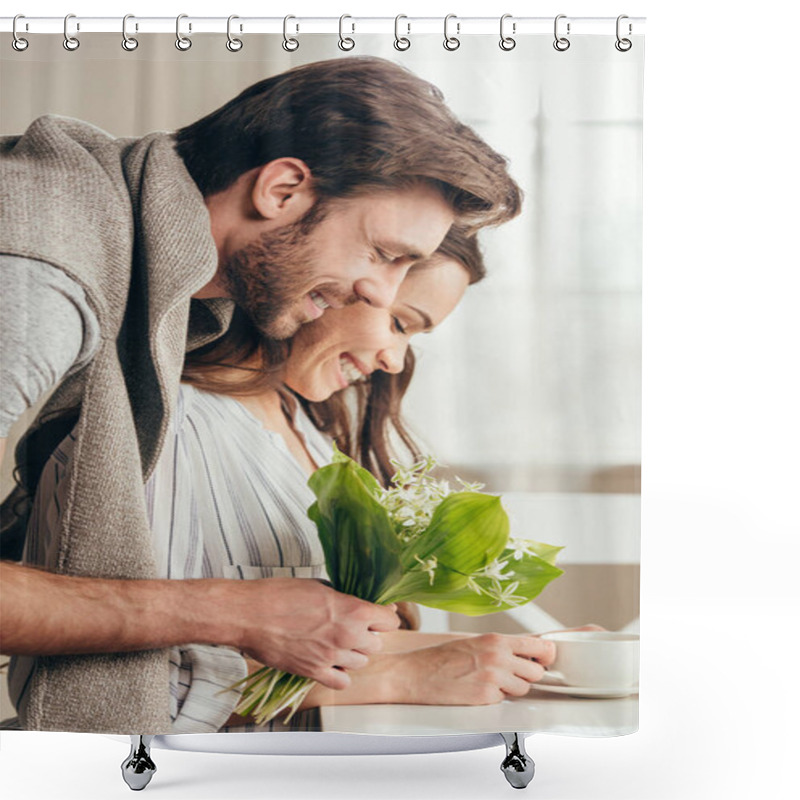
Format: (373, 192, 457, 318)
(175, 14, 192, 51)
(12, 15, 29, 51)
(615, 15, 633, 52)
(553, 14, 570, 52)
(63, 14, 80, 51)
(499, 14, 516, 51)
(226, 15, 243, 52)
(282, 15, 299, 52)
(394, 15, 411, 51)
(121, 14, 139, 51)
(338, 15, 355, 51)
(444, 14, 460, 51)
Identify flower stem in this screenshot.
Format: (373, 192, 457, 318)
(229, 667, 317, 726)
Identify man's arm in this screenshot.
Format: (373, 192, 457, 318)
(0, 561, 399, 690)
(0, 257, 101, 439)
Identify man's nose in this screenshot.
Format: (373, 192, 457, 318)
(353, 263, 411, 309)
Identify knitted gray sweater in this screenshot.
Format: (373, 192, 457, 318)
(0, 115, 232, 732)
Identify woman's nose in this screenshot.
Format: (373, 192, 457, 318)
(377, 345, 406, 374)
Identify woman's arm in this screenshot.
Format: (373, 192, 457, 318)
(370, 628, 475, 653)
(301, 633, 556, 708)
(223, 631, 557, 726)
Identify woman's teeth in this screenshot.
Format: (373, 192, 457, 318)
(310, 291, 330, 310)
(339, 357, 366, 384)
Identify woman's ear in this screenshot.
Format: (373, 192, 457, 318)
(251, 158, 316, 222)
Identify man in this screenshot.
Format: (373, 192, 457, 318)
(0, 57, 521, 732)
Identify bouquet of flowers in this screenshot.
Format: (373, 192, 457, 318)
(229, 448, 564, 724)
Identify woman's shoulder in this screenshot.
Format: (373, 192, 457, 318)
(168, 383, 220, 439)
(175, 383, 238, 425)
(172, 384, 276, 457)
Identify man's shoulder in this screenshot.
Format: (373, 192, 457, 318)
(0, 114, 133, 199)
(1, 115, 115, 155)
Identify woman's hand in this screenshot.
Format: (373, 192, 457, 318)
(539, 623, 605, 635)
(395, 633, 557, 706)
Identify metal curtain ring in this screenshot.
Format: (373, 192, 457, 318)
(175, 14, 192, 51)
(227, 15, 243, 51)
(499, 14, 516, 51)
(338, 15, 355, 51)
(63, 14, 80, 51)
(615, 14, 632, 52)
(122, 14, 139, 51)
(443, 14, 460, 51)
(282, 15, 299, 51)
(12, 15, 29, 51)
(394, 14, 410, 51)
(553, 14, 570, 51)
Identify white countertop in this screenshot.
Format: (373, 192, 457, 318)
(320, 687, 638, 738)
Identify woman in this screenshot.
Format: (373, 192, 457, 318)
(159, 229, 554, 732)
(14, 231, 555, 733)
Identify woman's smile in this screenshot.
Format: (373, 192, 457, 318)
(338, 354, 369, 388)
(285, 256, 471, 402)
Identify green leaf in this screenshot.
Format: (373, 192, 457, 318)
(410, 553, 564, 616)
(401, 492, 508, 575)
(326, 443, 382, 498)
(376, 562, 469, 604)
(308, 457, 402, 600)
(515, 539, 564, 566)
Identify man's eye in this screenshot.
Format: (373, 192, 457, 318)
(392, 316, 407, 335)
(374, 249, 393, 264)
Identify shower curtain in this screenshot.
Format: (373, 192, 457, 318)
(0, 18, 643, 740)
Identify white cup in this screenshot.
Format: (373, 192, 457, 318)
(539, 631, 639, 689)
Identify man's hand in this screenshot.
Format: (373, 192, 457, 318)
(213, 578, 400, 690)
(0, 565, 398, 693)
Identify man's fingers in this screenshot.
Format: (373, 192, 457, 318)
(332, 650, 370, 671)
(315, 666, 352, 691)
(366, 605, 402, 632)
(350, 630, 384, 656)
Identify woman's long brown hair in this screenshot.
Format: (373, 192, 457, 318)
(181, 227, 486, 484)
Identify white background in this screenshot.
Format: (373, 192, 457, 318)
(2, 1, 798, 799)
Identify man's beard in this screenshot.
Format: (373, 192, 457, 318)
(218, 214, 320, 340)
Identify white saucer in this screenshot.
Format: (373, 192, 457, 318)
(531, 682, 638, 699)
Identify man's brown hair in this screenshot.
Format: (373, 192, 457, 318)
(175, 57, 521, 230)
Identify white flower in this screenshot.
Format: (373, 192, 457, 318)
(487, 580, 527, 608)
(476, 559, 514, 582)
(414, 554, 438, 586)
(379, 456, 454, 541)
(508, 538, 537, 561)
(456, 477, 485, 492)
(494, 581, 526, 607)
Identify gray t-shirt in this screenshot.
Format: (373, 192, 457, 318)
(0, 255, 101, 437)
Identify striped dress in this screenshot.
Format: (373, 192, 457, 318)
(10, 383, 333, 733)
